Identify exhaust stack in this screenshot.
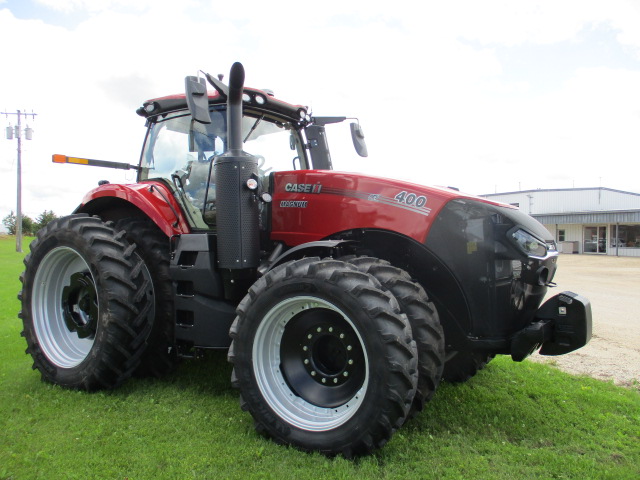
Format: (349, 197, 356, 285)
(213, 62, 260, 270)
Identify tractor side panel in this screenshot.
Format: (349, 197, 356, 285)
(78, 181, 190, 237)
(269, 171, 457, 246)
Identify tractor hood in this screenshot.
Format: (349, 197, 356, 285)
(268, 169, 546, 246)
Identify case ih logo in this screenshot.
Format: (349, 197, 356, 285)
(285, 183, 323, 194)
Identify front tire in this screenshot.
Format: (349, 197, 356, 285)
(340, 256, 444, 418)
(228, 258, 417, 457)
(19, 214, 153, 390)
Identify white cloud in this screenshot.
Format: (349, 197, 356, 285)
(1, 1, 640, 222)
(34, 0, 185, 13)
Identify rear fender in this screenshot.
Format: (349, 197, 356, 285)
(74, 181, 190, 236)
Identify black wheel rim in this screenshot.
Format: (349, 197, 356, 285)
(252, 296, 369, 431)
(280, 308, 365, 408)
(62, 271, 98, 339)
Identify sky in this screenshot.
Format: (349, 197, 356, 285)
(1, 0, 640, 225)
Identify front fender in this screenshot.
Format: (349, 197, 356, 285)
(264, 240, 354, 273)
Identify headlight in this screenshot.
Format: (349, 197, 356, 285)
(511, 229, 547, 257)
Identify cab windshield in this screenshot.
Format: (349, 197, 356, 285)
(139, 107, 306, 228)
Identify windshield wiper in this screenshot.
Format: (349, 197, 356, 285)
(243, 115, 264, 143)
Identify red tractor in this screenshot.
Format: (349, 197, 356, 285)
(19, 63, 591, 456)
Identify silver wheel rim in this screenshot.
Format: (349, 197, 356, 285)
(31, 246, 96, 368)
(252, 296, 369, 431)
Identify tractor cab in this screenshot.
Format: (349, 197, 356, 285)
(137, 92, 309, 229)
(135, 84, 367, 230)
(138, 104, 306, 228)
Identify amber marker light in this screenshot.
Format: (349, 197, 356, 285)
(51, 154, 140, 171)
(68, 157, 89, 165)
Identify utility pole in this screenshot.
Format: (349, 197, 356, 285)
(3, 110, 37, 252)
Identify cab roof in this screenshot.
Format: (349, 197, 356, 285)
(137, 87, 308, 122)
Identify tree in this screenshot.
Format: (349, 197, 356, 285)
(2, 211, 16, 235)
(2, 210, 38, 236)
(35, 210, 58, 233)
(22, 215, 35, 236)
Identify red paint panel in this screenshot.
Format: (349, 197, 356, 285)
(79, 181, 190, 236)
(270, 171, 513, 246)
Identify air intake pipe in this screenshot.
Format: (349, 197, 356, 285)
(213, 62, 260, 269)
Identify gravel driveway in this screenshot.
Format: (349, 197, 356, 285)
(529, 254, 640, 388)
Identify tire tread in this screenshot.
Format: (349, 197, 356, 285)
(228, 257, 417, 456)
(19, 214, 153, 391)
(340, 256, 445, 419)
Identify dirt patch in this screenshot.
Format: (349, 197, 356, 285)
(529, 254, 640, 388)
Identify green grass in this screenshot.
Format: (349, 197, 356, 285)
(0, 236, 638, 480)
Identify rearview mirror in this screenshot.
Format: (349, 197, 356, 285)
(350, 122, 368, 157)
(185, 76, 211, 124)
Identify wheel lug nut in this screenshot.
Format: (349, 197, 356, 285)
(317, 327, 322, 333)
(343, 372, 349, 377)
(333, 378, 338, 384)
(311, 371, 316, 376)
(348, 359, 353, 365)
(303, 346, 308, 351)
(347, 345, 352, 351)
(304, 359, 309, 365)
(307, 334, 312, 339)
(340, 334, 345, 339)
(321, 378, 326, 384)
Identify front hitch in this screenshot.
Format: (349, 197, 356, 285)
(510, 291, 592, 361)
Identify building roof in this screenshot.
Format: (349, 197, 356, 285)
(480, 187, 640, 219)
(482, 187, 640, 198)
(532, 210, 640, 225)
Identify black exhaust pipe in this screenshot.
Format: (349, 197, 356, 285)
(214, 62, 260, 270)
(227, 62, 244, 153)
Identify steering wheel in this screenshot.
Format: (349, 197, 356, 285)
(255, 155, 272, 176)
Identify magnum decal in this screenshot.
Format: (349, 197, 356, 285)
(280, 200, 308, 208)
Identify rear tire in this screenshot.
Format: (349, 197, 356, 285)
(228, 258, 417, 457)
(340, 256, 444, 418)
(19, 214, 153, 390)
(114, 218, 177, 377)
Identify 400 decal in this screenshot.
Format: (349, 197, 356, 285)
(394, 191, 427, 208)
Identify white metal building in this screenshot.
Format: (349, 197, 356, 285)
(481, 187, 640, 257)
